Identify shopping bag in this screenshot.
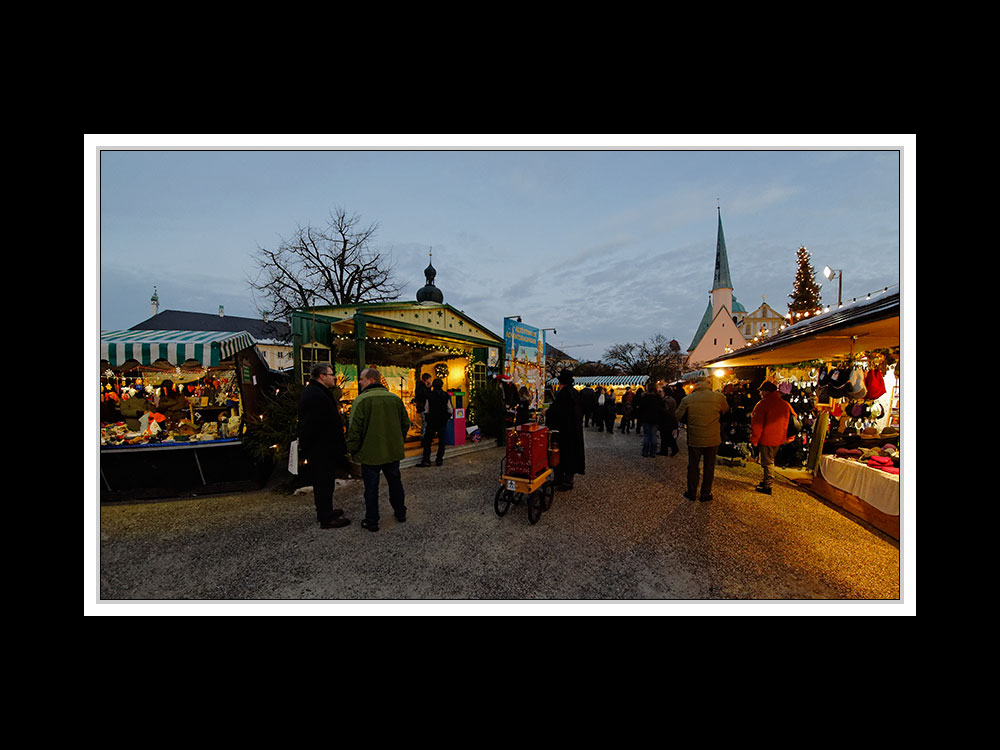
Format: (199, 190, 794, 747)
(288, 439, 299, 475)
(786, 414, 802, 440)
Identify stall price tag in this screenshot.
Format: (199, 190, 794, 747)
(506, 479, 517, 491)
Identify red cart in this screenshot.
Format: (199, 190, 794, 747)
(495, 424, 558, 524)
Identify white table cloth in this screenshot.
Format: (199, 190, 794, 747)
(818, 456, 900, 516)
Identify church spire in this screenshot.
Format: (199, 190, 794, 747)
(713, 205, 733, 291)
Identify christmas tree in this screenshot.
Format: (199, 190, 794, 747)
(787, 246, 823, 321)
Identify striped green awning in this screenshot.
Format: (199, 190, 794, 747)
(100, 330, 256, 367)
(546, 375, 649, 387)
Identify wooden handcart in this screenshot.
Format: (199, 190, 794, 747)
(494, 424, 557, 524)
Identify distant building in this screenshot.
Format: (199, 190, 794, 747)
(686, 209, 748, 365)
(740, 297, 788, 342)
(131, 307, 293, 371)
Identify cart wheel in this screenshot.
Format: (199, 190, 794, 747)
(494, 486, 512, 517)
(527, 489, 544, 524)
(541, 481, 554, 511)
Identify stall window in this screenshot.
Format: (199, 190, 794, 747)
(470, 361, 487, 395)
(300, 344, 331, 385)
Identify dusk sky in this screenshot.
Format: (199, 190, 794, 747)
(89, 136, 912, 363)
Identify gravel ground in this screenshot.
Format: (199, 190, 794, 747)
(95, 424, 905, 611)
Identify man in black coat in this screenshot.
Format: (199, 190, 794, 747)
(298, 363, 351, 528)
(545, 370, 586, 491)
(412, 372, 432, 439)
(635, 386, 665, 457)
(417, 378, 453, 467)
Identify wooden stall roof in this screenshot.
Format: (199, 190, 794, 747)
(704, 289, 900, 368)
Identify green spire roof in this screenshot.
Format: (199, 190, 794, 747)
(713, 207, 733, 291)
(687, 299, 714, 351)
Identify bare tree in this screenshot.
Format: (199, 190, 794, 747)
(638, 334, 685, 383)
(604, 334, 685, 382)
(603, 342, 644, 374)
(248, 207, 403, 322)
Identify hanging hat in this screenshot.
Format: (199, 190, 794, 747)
(848, 369, 868, 399)
(778, 381, 793, 394)
(864, 368, 887, 400)
(827, 368, 853, 398)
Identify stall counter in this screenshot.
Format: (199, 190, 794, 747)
(817, 455, 900, 516)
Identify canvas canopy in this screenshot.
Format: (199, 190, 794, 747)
(546, 375, 649, 387)
(100, 329, 256, 368)
(704, 290, 899, 369)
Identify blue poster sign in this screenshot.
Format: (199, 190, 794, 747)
(503, 319, 546, 409)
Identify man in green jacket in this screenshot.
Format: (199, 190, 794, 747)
(346, 368, 411, 532)
(675, 377, 730, 502)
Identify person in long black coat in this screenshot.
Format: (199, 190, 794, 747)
(658, 388, 679, 456)
(298, 363, 351, 528)
(545, 370, 585, 491)
(635, 386, 665, 457)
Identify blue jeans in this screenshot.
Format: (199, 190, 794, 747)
(361, 461, 406, 523)
(642, 423, 658, 456)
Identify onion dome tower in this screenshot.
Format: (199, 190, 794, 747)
(416, 249, 444, 303)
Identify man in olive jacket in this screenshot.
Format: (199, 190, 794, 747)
(675, 377, 729, 502)
(346, 367, 411, 532)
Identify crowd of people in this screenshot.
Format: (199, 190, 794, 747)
(298, 363, 796, 531)
(544, 370, 796, 502)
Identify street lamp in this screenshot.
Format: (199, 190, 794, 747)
(823, 266, 843, 307)
(541, 327, 557, 335)
(504, 315, 522, 323)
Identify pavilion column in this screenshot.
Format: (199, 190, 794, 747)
(355, 317, 366, 375)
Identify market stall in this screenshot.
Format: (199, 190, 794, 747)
(291, 301, 503, 455)
(704, 289, 901, 539)
(100, 329, 271, 499)
(544, 375, 649, 401)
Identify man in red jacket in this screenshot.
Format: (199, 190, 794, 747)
(750, 381, 796, 496)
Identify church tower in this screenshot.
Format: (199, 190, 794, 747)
(416, 249, 444, 303)
(686, 208, 747, 365)
(711, 207, 734, 319)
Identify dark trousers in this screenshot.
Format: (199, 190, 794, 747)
(361, 461, 405, 523)
(687, 445, 719, 498)
(308, 454, 337, 523)
(659, 426, 678, 455)
(555, 465, 575, 487)
(422, 422, 447, 463)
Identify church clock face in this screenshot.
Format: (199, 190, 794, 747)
(434, 363, 448, 379)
